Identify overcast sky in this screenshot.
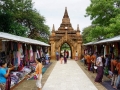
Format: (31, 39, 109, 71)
(32, 0, 92, 32)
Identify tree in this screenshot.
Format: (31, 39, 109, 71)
(0, 0, 50, 42)
(86, 0, 120, 26)
(0, 0, 29, 36)
(82, 25, 94, 43)
(106, 14, 120, 37)
(61, 43, 70, 51)
(85, 0, 120, 40)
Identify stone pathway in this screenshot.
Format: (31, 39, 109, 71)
(42, 60, 98, 90)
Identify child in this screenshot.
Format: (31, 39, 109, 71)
(60, 53, 64, 64)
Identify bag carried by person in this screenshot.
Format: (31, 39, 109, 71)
(27, 74, 38, 80)
(94, 66, 97, 70)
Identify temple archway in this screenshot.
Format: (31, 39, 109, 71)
(60, 42, 72, 59)
(49, 7, 82, 60)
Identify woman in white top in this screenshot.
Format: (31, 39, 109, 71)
(95, 54, 104, 83)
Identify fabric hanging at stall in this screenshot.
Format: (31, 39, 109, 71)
(32, 45, 36, 61)
(25, 47, 29, 65)
(32, 45, 37, 52)
(22, 44, 25, 56)
(37, 50, 40, 58)
(13, 51, 18, 68)
(17, 43, 21, 66)
(19, 44, 24, 70)
(29, 45, 34, 62)
(21, 44, 26, 66)
(33, 52, 36, 61)
(40, 47, 44, 57)
(38, 47, 41, 57)
(12, 42, 19, 69)
(13, 42, 18, 51)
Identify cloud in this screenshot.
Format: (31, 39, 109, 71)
(32, 0, 92, 32)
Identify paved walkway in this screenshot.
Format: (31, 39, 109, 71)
(42, 60, 98, 90)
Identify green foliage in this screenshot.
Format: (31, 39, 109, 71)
(35, 37, 49, 44)
(84, 0, 120, 43)
(61, 43, 70, 50)
(86, 0, 120, 26)
(82, 25, 94, 43)
(0, 0, 50, 42)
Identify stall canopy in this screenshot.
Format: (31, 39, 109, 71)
(94, 35, 120, 44)
(83, 35, 120, 46)
(83, 41, 96, 46)
(0, 32, 50, 46)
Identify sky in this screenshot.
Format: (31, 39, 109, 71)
(32, 0, 92, 32)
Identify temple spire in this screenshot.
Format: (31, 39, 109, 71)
(77, 24, 80, 31)
(58, 7, 73, 30)
(63, 7, 69, 18)
(52, 24, 55, 32)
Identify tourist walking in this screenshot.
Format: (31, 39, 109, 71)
(95, 54, 104, 83)
(56, 50, 59, 61)
(64, 51, 67, 64)
(66, 51, 69, 58)
(60, 53, 64, 64)
(30, 58, 42, 90)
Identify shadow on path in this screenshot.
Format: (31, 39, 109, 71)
(102, 80, 120, 90)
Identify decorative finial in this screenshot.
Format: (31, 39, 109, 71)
(77, 24, 80, 31)
(52, 24, 55, 31)
(65, 7, 67, 10)
(63, 7, 69, 18)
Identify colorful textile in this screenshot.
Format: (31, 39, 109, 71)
(29, 45, 33, 62)
(13, 51, 18, 67)
(10, 75, 19, 84)
(37, 50, 40, 58)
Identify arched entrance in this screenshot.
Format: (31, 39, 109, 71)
(60, 42, 72, 59)
(49, 7, 82, 60)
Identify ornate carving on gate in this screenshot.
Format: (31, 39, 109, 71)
(49, 7, 82, 59)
